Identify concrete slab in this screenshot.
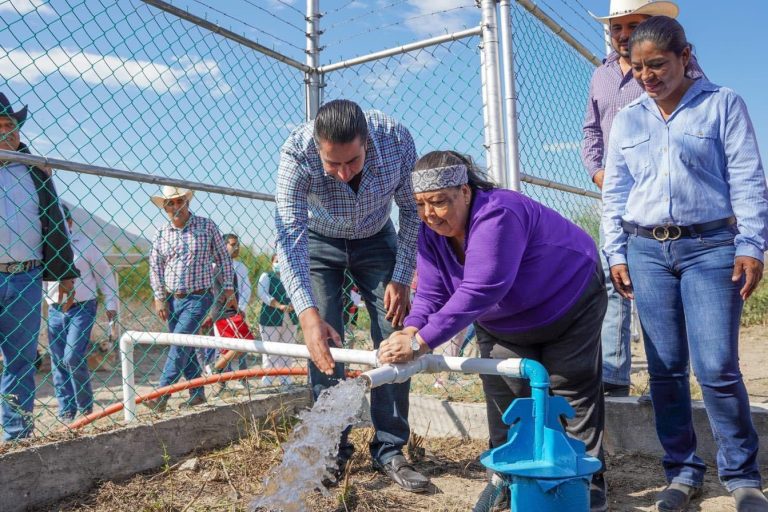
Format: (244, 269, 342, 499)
(0, 389, 311, 512)
(407, 395, 768, 466)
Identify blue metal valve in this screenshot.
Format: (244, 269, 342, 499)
(480, 358, 602, 511)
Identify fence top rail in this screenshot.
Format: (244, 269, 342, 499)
(141, 0, 312, 73)
(515, 0, 601, 68)
(0, 150, 276, 202)
(317, 26, 484, 74)
(521, 172, 601, 200)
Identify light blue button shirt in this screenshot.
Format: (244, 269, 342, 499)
(602, 78, 768, 266)
(0, 162, 43, 263)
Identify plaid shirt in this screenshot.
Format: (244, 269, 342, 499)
(149, 213, 233, 300)
(581, 52, 704, 178)
(275, 110, 419, 314)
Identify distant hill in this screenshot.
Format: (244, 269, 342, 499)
(63, 201, 150, 253)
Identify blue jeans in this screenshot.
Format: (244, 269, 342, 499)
(48, 299, 98, 418)
(0, 267, 43, 441)
(158, 292, 213, 400)
(308, 221, 410, 465)
(600, 227, 632, 386)
(627, 228, 761, 491)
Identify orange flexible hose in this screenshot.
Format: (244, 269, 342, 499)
(63, 367, 361, 431)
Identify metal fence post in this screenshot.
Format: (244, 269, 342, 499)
(480, 0, 508, 188)
(498, 0, 521, 191)
(479, 36, 492, 172)
(306, 0, 321, 121)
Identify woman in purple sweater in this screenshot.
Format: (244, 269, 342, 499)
(378, 150, 608, 512)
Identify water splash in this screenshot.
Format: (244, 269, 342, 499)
(250, 378, 368, 512)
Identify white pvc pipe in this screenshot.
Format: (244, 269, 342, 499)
(118, 331, 529, 423)
(122, 331, 381, 367)
(120, 335, 137, 423)
(361, 354, 524, 388)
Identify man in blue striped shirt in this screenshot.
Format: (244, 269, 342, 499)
(275, 99, 427, 491)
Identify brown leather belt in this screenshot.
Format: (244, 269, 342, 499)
(172, 289, 207, 299)
(0, 260, 41, 274)
(621, 216, 737, 242)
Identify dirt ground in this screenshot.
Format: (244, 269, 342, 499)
(49, 425, 755, 512)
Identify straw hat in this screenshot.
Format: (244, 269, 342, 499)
(589, 0, 679, 23)
(150, 185, 194, 208)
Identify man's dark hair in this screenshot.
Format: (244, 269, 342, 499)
(313, 99, 368, 145)
(224, 233, 238, 242)
(629, 16, 690, 58)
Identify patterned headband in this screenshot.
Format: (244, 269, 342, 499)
(411, 164, 468, 193)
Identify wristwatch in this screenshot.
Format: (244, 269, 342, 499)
(410, 336, 421, 357)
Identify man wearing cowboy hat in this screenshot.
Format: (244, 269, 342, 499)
(581, 1, 705, 510)
(146, 185, 234, 411)
(0, 92, 78, 440)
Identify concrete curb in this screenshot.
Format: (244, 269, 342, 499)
(0, 389, 310, 512)
(407, 395, 768, 465)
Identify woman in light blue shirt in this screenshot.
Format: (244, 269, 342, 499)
(601, 16, 768, 512)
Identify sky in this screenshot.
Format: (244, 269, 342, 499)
(1, 0, 766, 252)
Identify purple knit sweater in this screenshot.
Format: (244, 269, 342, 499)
(404, 189, 598, 348)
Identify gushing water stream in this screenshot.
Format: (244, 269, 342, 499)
(250, 378, 368, 512)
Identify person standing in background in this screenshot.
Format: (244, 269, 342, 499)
(257, 254, 297, 387)
(46, 204, 118, 422)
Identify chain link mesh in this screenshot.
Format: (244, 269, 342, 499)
(0, 0, 600, 445)
(0, 0, 306, 443)
(510, 2, 601, 237)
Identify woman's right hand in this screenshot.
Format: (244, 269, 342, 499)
(610, 264, 634, 300)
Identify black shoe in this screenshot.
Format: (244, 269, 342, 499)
(59, 412, 76, 424)
(591, 474, 608, 512)
(603, 382, 630, 397)
(656, 483, 702, 512)
(372, 454, 430, 493)
(472, 474, 510, 512)
(637, 393, 652, 405)
(179, 395, 207, 409)
(143, 396, 168, 413)
(732, 487, 768, 512)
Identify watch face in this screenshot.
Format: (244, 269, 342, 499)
(411, 337, 420, 352)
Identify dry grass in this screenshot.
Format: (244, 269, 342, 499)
(52, 410, 488, 512)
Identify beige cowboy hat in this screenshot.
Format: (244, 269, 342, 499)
(590, 0, 679, 23)
(150, 185, 194, 208)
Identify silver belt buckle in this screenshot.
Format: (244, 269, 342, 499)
(7, 262, 25, 273)
(652, 225, 682, 241)
(652, 226, 669, 241)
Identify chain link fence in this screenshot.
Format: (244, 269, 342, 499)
(0, 0, 307, 444)
(0, 0, 601, 444)
(510, 1, 601, 239)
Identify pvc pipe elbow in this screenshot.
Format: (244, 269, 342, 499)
(521, 358, 549, 389)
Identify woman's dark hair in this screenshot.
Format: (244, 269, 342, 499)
(629, 16, 690, 57)
(313, 99, 368, 145)
(414, 150, 497, 191)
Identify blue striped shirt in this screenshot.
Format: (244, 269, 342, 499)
(275, 110, 419, 314)
(602, 78, 768, 266)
